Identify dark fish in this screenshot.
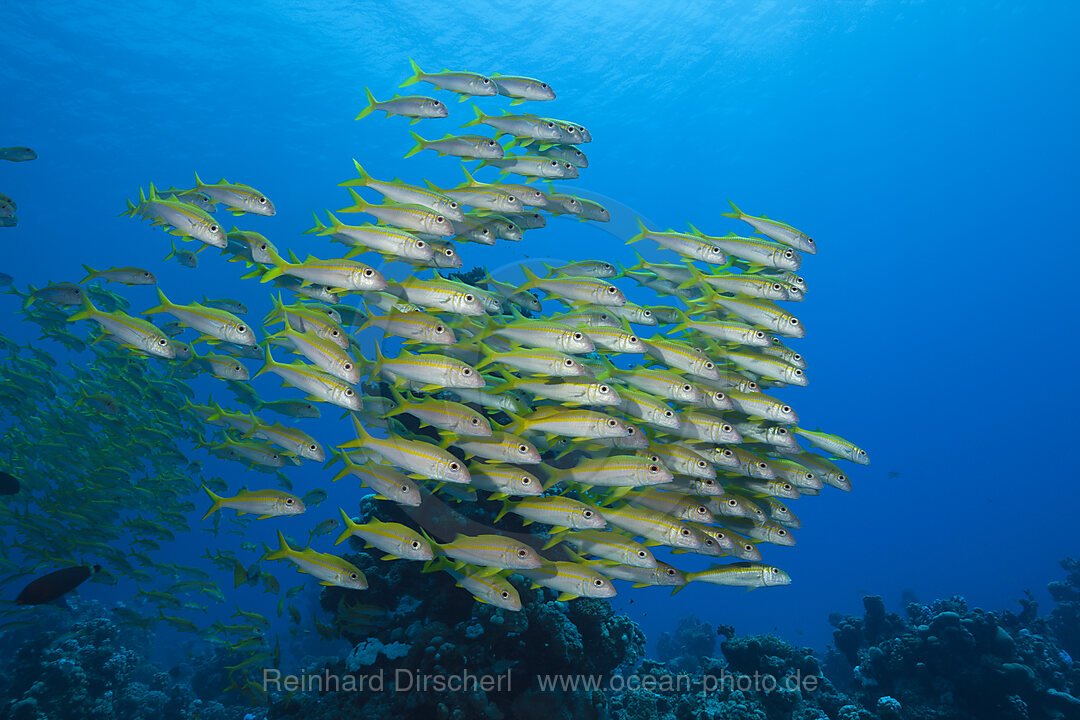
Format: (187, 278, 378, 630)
(15, 565, 100, 605)
(0, 471, 19, 495)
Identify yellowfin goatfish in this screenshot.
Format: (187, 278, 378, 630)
(683, 562, 791, 590)
(461, 107, 563, 143)
(520, 561, 617, 601)
(426, 558, 522, 611)
(258, 247, 387, 293)
(340, 161, 465, 221)
(518, 266, 625, 306)
(264, 531, 367, 589)
(467, 463, 542, 498)
(191, 173, 275, 216)
(122, 184, 226, 248)
(543, 530, 657, 568)
(792, 428, 870, 465)
(432, 533, 543, 571)
(201, 487, 304, 520)
(489, 74, 556, 103)
(628, 219, 727, 265)
(340, 189, 455, 237)
(400, 60, 497, 99)
(255, 347, 362, 411)
(80, 265, 156, 285)
(67, 296, 175, 358)
(383, 388, 492, 436)
(339, 417, 470, 483)
(328, 453, 422, 506)
(723, 200, 816, 255)
(477, 155, 578, 180)
(496, 495, 606, 532)
(335, 510, 433, 561)
(405, 133, 504, 160)
(356, 87, 448, 122)
(144, 289, 256, 345)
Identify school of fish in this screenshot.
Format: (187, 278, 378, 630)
(0, 60, 868, 697)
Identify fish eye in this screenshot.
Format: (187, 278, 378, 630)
(349, 573, 358, 579)
(629, 336, 638, 342)
(564, 359, 574, 366)
(516, 549, 527, 558)
(501, 591, 510, 598)
(711, 247, 721, 254)
(648, 464, 659, 472)
(487, 141, 496, 146)
(757, 462, 768, 469)
(444, 248, 455, 257)
(464, 294, 475, 302)
(777, 529, 787, 536)
(784, 251, 793, 258)
(642, 310, 652, 317)
(549, 161, 558, 166)
(723, 449, 733, 457)
(331, 330, 341, 336)
(680, 528, 690, 536)
(237, 325, 246, 332)
(470, 417, 480, 426)
(794, 369, 803, 376)
(285, 497, 294, 504)
(343, 363, 353, 371)
(210, 225, 219, 232)
(449, 462, 460, 470)
(400, 484, 410, 493)
(728, 499, 738, 506)
(782, 405, 791, 412)
(482, 228, 490, 235)
(593, 579, 604, 587)
(625, 427, 635, 436)
(664, 410, 673, 417)
(258, 197, 267, 204)
(435, 325, 445, 333)
(461, 367, 472, 376)
(606, 286, 617, 293)
(363, 268, 374, 277)
(345, 388, 354, 396)
(607, 419, 617, 427)
(518, 444, 529, 453)
(541, 83, 549, 88)
(599, 384, 609, 393)
(482, 78, 490, 84)
(682, 384, 692, 392)
(436, 216, 445, 223)
(521, 476, 531, 484)
(722, 424, 732, 432)
(583, 510, 593, 518)
(158, 338, 168, 345)
(777, 428, 787, 435)
(790, 318, 800, 325)
(143, 271, 151, 277)
(573, 332, 583, 340)
(697, 460, 707, 468)
(705, 362, 714, 369)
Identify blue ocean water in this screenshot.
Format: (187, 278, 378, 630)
(1, 0, 1078, 706)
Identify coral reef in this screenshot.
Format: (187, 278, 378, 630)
(268, 514, 647, 720)
(0, 601, 258, 720)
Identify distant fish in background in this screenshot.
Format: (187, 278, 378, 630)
(0, 147, 36, 162)
(15, 565, 100, 605)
